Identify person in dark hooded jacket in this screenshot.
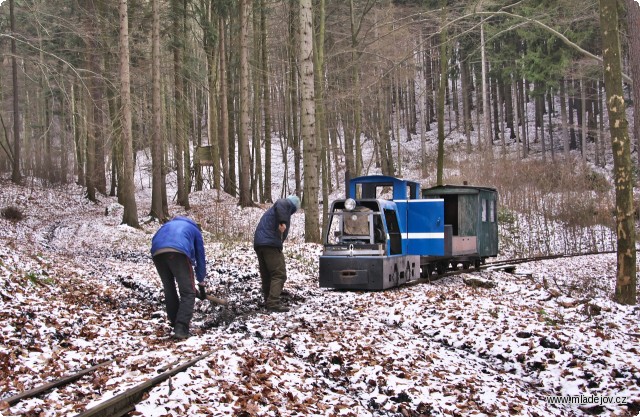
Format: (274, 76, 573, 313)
(151, 216, 207, 339)
(253, 195, 300, 312)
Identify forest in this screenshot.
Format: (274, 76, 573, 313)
(0, 0, 638, 303)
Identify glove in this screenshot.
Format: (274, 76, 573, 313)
(197, 283, 207, 300)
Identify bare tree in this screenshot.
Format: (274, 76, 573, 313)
(173, 0, 189, 209)
(599, 0, 636, 305)
(299, 0, 320, 242)
(435, 0, 447, 186)
(118, 0, 140, 228)
(10, 0, 21, 184)
(626, 0, 640, 174)
(149, 0, 167, 221)
(219, 18, 232, 197)
(260, 0, 273, 203)
(238, 0, 253, 207)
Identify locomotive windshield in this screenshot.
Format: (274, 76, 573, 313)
(325, 201, 385, 245)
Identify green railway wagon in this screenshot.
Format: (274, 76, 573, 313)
(421, 185, 499, 267)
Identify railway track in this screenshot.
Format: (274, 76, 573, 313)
(407, 250, 617, 285)
(482, 250, 616, 270)
(1, 250, 615, 415)
(0, 352, 213, 417)
(75, 352, 212, 417)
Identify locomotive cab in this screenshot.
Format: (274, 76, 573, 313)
(319, 198, 418, 290)
(323, 199, 401, 255)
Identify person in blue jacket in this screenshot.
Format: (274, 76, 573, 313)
(253, 195, 301, 312)
(151, 216, 207, 339)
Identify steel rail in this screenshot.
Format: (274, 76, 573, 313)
(74, 351, 213, 417)
(1, 359, 113, 407)
(483, 250, 617, 269)
(408, 250, 618, 286)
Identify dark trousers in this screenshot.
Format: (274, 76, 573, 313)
(152, 252, 196, 330)
(255, 246, 287, 308)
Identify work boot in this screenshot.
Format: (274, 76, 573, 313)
(173, 324, 190, 340)
(266, 305, 290, 313)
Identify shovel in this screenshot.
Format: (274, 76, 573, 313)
(205, 294, 228, 305)
(198, 283, 228, 306)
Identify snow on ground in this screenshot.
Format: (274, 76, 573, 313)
(0, 173, 639, 417)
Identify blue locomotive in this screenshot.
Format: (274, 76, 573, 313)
(319, 175, 499, 290)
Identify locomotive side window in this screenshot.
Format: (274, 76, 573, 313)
(384, 209, 402, 255)
(326, 211, 342, 245)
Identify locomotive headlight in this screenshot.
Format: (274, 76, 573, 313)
(344, 198, 356, 211)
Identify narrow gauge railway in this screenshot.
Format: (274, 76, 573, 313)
(405, 250, 618, 285)
(483, 250, 617, 270)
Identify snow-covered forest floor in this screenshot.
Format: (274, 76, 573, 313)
(1, 129, 640, 417)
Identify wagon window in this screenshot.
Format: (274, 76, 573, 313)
(481, 198, 487, 222)
(489, 200, 495, 222)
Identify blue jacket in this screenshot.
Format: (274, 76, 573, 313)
(253, 199, 297, 250)
(151, 217, 206, 282)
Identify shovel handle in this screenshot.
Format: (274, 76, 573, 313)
(205, 294, 228, 305)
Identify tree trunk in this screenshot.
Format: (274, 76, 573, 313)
(511, 76, 521, 157)
(261, 0, 272, 203)
(299, 0, 319, 243)
(547, 90, 554, 161)
(394, 74, 402, 177)
(72, 82, 85, 186)
(626, 0, 640, 175)
(288, 3, 302, 197)
(349, 0, 364, 177)
(251, 8, 262, 202)
(92, 1, 107, 195)
(599, 0, 636, 305)
(219, 19, 232, 197)
(60, 81, 69, 184)
(238, 0, 253, 207)
(460, 54, 472, 153)
(118, 0, 140, 228)
(10, 0, 21, 184)
(435, 0, 447, 186)
(560, 79, 570, 159)
(313, 0, 328, 236)
(150, 0, 166, 221)
(580, 78, 587, 161)
(203, 2, 220, 192)
(598, 80, 606, 168)
(517, 77, 527, 158)
(173, 0, 189, 209)
(480, 23, 491, 149)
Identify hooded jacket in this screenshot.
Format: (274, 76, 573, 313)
(253, 199, 297, 250)
(151, 217, 206, 282)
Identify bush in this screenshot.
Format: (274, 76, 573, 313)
(584, 171, 610, 193)
(1, 206, 24, 222)
(497, 208, 516, 225)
